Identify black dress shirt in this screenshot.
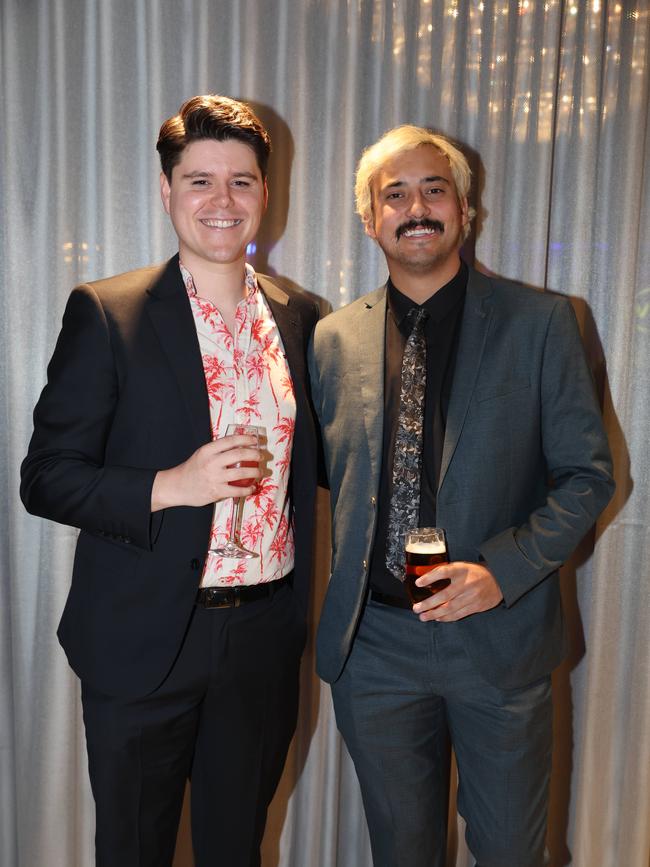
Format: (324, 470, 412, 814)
(368, 262, 468, 597)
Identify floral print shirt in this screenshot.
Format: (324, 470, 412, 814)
(181, 262, 296, 587)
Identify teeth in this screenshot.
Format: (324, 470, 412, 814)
(201, 218, 242, 228)
(404, 227, 436, 237)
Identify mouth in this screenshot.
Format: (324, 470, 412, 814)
(396, 220, 444, 241)
(200, 218, 243, 229)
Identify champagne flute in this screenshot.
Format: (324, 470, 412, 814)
(211, 423, 264, 559)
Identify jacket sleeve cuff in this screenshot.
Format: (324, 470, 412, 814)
(479, 527, 557, 607)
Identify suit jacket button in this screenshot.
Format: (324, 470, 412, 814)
(370, 496, 376, 506)
(362, 559, 368, 569)
(190, 558, 201, 571)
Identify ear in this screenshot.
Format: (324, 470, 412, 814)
(460, 196, 470, 231)
(364, 215, 377, 240)
(160, 171, 171, 215)
(262, 179, 269, 211)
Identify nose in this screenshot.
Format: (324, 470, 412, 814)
(211, 182, 233, 207)
(407, 190, 430, 219)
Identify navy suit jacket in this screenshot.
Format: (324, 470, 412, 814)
(309, 266, 614, 690)
(21, 255, 319, 698)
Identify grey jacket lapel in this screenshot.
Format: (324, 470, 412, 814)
(439, 268, 493, 488)
(357, 287, 387, 488)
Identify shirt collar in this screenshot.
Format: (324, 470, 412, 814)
(179, 260, 259, 303)
(387, 260, 468, 328)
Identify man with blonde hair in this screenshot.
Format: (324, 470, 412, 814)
(309, 125, 613, 866)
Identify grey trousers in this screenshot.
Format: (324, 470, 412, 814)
(332, 598, 553, 867)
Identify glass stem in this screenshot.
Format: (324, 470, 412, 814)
(229, 497, 241, 544)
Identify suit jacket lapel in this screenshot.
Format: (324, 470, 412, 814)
(439, 268, 493, 489)
(357, 287, 387, 488)
(146, 256, 212, 449)
(145, 266, 312, 455)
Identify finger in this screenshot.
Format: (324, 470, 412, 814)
(416, 599, 453, 621)
(412, 581, 457, 611)
(414, 582, 479, 614)
(224, 464, 262, 483)
(428, 591, 498, 621)
(416, 573, 453, 593)
(428, 602, 476, 622)
(417, 593, 472, 621)
(218, 446, 263, 467)
(223, 480, 258, 496)
(412, 591, 451, 615)
(211, 434, 258, 453)
(415, 563, 458, 586)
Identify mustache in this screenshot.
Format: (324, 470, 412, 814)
(395, 219, 444, 241)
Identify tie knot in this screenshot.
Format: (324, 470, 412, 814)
(407, 307, 428, 332)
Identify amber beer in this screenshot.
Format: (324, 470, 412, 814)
(404, 530, 450, 605)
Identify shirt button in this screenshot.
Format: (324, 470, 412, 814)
(190, 558, 201, 571)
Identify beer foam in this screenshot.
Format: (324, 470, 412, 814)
(405, 540, 446, 554)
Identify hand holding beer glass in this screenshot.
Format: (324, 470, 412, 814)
(404, 527, 451, 605)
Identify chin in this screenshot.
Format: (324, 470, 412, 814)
(398, 253, 446, 274)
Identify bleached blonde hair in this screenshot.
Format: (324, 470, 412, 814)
(354, 125, 476, 239)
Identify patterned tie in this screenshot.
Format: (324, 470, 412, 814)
(386, 307, 428, 581)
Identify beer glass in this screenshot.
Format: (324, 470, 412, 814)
(404, 527, 450, 604)
(211, 423, 264, 559)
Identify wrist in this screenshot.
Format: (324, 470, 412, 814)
(151, 467, 181, 511)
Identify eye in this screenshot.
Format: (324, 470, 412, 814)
(385, 191, 403, 200)
(232, 178, 252, 188)
(191, 179, 209, 186)
(425, 186, 444, 196)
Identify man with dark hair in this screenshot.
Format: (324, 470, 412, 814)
(157, 94, 272, 181)
(309, 125, 614, 867)
(21, 94, 319, 867)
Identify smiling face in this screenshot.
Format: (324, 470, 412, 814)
(160, 137, 267, 275)
(366, 144, 469, 292)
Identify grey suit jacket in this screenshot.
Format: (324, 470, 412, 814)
(308, 266, 614, 690)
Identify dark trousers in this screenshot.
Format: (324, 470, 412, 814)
(81, 580, 305, 867)
(332, 598, 553, 867)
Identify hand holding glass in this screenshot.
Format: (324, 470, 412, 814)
(211, 424, 264, 559)
(404, 527, 451, 604)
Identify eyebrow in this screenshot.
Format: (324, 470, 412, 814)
(383, 175, 450, 191)
(181, 170, 259, 180)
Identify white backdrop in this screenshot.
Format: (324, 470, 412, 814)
(1, 1, 649, 866)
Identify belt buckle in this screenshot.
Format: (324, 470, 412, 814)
(204, 588, 241, 609)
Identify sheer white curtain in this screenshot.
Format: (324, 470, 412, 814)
(2, 1, 648, 865)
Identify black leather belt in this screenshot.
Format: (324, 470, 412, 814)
(196, 574, 291, 609)
(370, 589, 413, 610)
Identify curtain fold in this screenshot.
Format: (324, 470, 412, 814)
(2, 1, 648, 865)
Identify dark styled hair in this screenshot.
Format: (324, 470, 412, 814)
(156, 94, 272, 181)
